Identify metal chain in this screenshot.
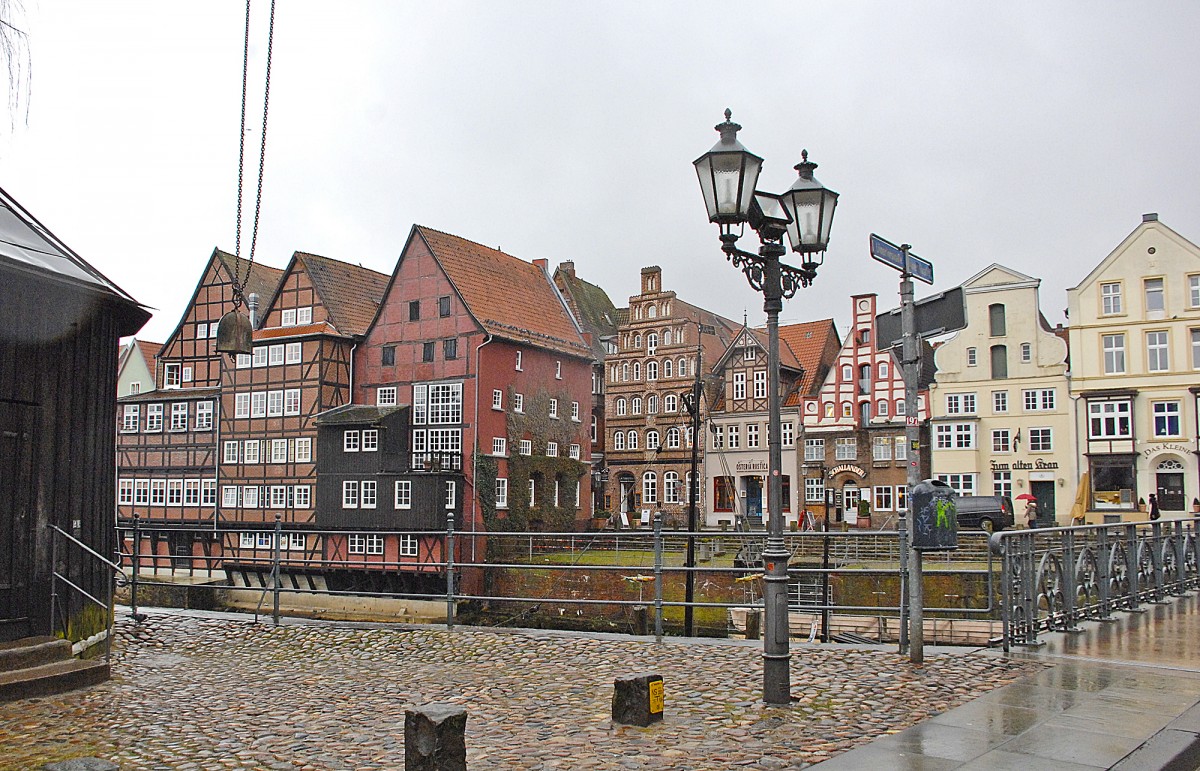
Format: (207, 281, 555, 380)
(231, 0, 276, 309)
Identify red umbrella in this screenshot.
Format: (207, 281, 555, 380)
(1015, 493, 1037, 502)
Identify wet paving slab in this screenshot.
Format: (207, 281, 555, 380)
(0, 608, 1044, 770)
(812, 592, 1200, 769)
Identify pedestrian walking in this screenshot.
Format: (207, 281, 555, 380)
(1149, 493, 1161, 521)
(1025, 500, 1039, 529)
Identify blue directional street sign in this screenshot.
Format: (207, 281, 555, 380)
(870, 233, 934, 285)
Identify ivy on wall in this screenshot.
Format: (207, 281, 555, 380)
(477, 385, 587, 534)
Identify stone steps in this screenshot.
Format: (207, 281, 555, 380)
(0, 636, 110, 703)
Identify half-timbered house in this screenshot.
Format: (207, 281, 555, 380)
(117, 249, 283, 570)
(705, 320, 840, 530)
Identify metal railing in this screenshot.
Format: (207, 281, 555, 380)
(116, 514, 998, 643)
(48, 524, 123, 663)
(990, 517, 1200, 651)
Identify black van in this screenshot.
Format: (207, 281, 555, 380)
(953, 495, 1015, 533)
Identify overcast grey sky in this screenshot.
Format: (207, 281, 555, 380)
(3, 2, 1199, 343)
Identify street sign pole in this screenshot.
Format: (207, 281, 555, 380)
(900, 244, 924, 664)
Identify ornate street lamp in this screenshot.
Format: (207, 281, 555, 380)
(694, 109, 838, 705)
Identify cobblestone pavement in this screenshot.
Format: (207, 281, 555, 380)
(0, 611, 1045, 770)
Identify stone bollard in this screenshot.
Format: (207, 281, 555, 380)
(405, 703, 467, 771)
(744, 608, 762, 640)
(631, 605, 649, 635)
(612, 673, 664, 727)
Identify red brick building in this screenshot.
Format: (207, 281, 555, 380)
(355, 226, 595, 538)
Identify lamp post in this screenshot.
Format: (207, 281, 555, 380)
(694, 109, 838, 705)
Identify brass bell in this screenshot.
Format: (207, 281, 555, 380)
(215, 310, 253, 355)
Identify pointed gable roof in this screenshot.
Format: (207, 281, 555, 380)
(1069, 215, 1200, 293)
(293, 251, 390, 336)
(778, 319, 840, 395)
(413, 226, 591, 358)
(554, 262, 619, 360)
(216, 250, 286, 309)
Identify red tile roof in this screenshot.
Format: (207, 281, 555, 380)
(777, 319, 840, 396)
(415, 226, 590, 358)
(138, 340, 163, 372)
(295, 252, 390, 336)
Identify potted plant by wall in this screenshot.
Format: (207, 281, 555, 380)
(1192, 498, 1200, 514)
(591, 510, 612, 530)
(1138, 497, 1147, 513)
(858, 499, 872, 529)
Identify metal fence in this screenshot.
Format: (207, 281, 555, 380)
(116, 514, 998, 642)
(989, 517, 1200, 651)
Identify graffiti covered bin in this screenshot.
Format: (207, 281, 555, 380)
(911, 479, 958, 551)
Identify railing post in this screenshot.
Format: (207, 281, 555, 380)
(653, 511, 663, 642)
(446, 510, 456, 630)
(1125, 523, 1141, 611)
(1151, 521, 1165, 602)
(49, 524, 59, 639)
(272, 514, 282, 626)
(1019, 531, 1038, 646)
(1061, 528, 1079, 632)
(130, 514, 144, 621)
(1192, 519, 1200, 590)
(1096, 525, 1113, 620)
(1174, 520, 1188, 595)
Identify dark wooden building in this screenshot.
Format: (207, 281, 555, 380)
(314, 405, 460, 594)
(0, 186, 149, 640)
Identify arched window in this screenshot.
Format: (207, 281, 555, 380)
(877, 399, 889, 417)
(647, 305, 657, 318)
(646, 333, 658, 354)
(859, 401, 872, 423)
(627, 430, 639, 450)
(646, 360, 658, 380)
(896, 400, 906, 416)
(858, 364, 871, 395)
(666, 427, 681, 448)
(647, 430, 660, 450)
(664, 394, 678, 412)
(621, 362, 629, 381)
(989, 304, 1006, 337)
(686, 471, 697, 503)
(613, 431, 625, 450)
(664, 472, 680, 503)
(824, 402, 835, 417)
(1020, 342, 1032, 363)
(663, 330, 672, 345)
(631, 397, 642, 414)
(591, 414, 597, 442)
(676, 325, 684, 343)
(633, 333, 642, 348)
(642, 471, 657, 503)
(842, 364, 853, 381)
(878, 362, 889, 379)
(616, 397, 627, 416)
(663, 302, 671, 315)
(663, 359, 673, 378)
(685, 426, 694, 447)
(647, 395, 659, 414)
(842, 402, 853, 418)
(991, 345, 1008, 379)
(632, 362, 641, 380)
(635, 306, 643, 320)
(678, 358, 688, 377)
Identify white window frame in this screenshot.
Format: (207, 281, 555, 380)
(285, 342, 302, 364)
(295, 437, 312, 463)
(378, 387, 398, 407)
(361, 480, 377, 509)
(493, 437, 507, 456)
(195, 401, 213, 430)
(343, 481, 359, 508)
(344, 430, 361, 452)
(223, 441, 239, 464)
(495, 478, 508, 509)
(395, 480, 412, 509)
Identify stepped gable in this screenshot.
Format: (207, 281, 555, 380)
(295, 251, 390, 336)
(416, 226, 591, 358)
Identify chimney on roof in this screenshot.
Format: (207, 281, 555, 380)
(248, 293, 260, 328)
(641, 266, 662, 295)
(1143, 212, 1159, 222)
(559, 260, 575, 277)
(533, 258, 548, 273)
